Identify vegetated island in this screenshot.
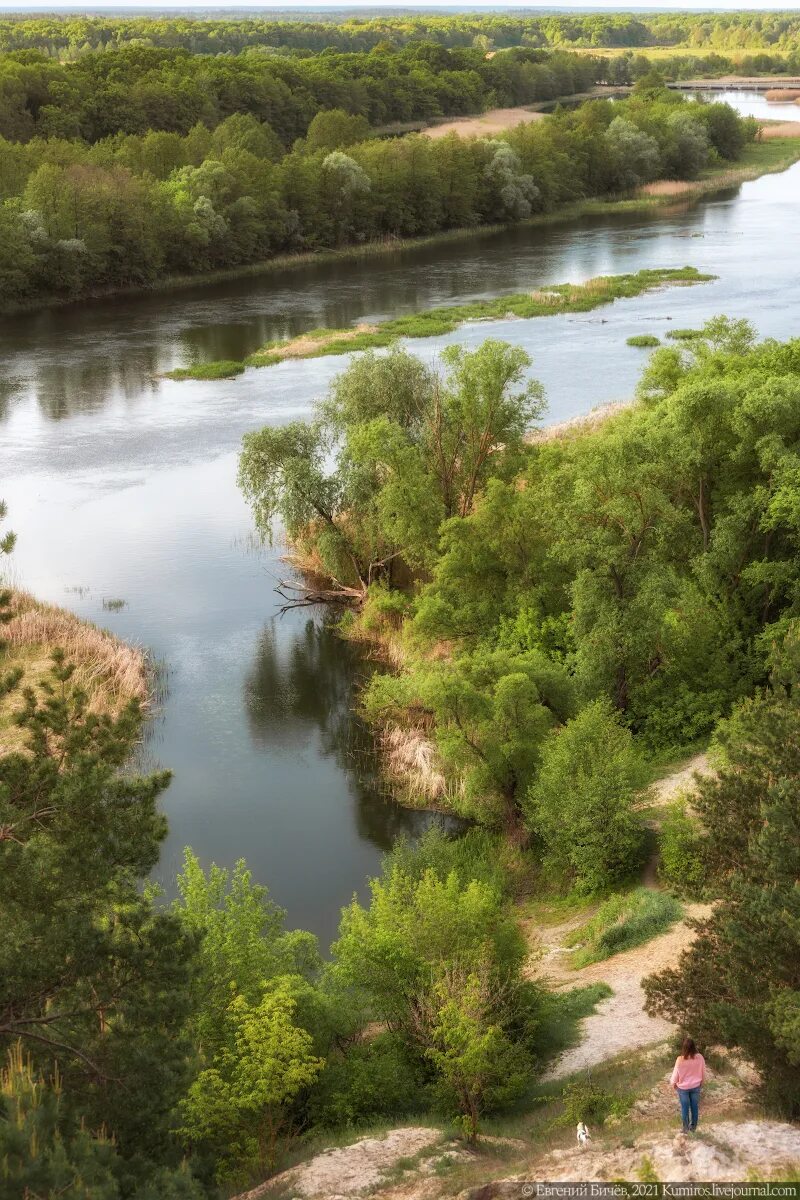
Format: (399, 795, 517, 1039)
(165, 266, 715, 381)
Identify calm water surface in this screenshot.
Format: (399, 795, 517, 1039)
(1, 93, 798, 945)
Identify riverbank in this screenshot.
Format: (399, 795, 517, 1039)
(0, 590, 151, 753)
(166, 267, 713, 380)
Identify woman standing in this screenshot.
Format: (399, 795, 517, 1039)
(670, 1036, 706, 1132)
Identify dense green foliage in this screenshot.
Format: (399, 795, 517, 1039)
(0, 48, 751, 310)
(644, 632, 800, 1115)
(3, 11, 800, 58)
(526, 700, 647, 893)
(658, 798, 706, 898)
(239, 340, 543, 589)
(565, 889, 683, 966)
(0, 652, 204, 1197)
(243, 321, 800, 894)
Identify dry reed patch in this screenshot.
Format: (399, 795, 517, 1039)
(639, 179, 694, 197)
(381, 725, 447, 803)
(1, 590, 150, 751)
(530, 401, 631, 445)
(765, 88, 800, 101)
(424, 106, 546, 140)
(759, 119, 800, 138)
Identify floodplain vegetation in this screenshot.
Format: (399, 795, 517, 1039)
(0, 64, 760, 312)
(4, 317, 797, 1199)
(2, 10, 800, 1197)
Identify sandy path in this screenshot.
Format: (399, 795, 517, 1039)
(527, 753, 713, 1080)
(424, 107, 546, 139)
(538, 903, 711, 1080)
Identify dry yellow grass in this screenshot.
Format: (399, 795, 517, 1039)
(251, 322, 380, 364)
(765, 88, 800, 101)
(1, 590, 150, 753)
(382, 725, 447, 803)
(760, 119, 800, 139)
(638, 179, 696, 197)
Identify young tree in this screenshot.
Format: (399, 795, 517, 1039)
(181, 987, 323, 1182)
(423, 966, 528, 1141)
(525, 698, 647, 893)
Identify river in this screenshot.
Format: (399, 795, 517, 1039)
(1, 93, 797, 946)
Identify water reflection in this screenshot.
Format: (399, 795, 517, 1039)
(244, 614, 454, 856)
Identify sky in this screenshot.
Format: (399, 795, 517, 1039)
(2, 1, 800, 10)
(1, 1, 798, 10)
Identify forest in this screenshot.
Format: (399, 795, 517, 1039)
(3, 10, 800, 56)
(0, 46, 753, 310)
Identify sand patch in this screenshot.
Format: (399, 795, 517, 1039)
(531, 1119, 800, 1184)
(237, 1127, 443, 1199)
(424, 107, 546, 140)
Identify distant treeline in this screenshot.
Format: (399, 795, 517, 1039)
(2, 11, 800, 57)
(0, 85, 752, 310)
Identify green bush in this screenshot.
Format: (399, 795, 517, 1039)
(665, 328, 702, 341)
(360, 583, 412, 632)
(627, 334, 660, 347)
(658, 799, 706, 898)
(565, 888, 683, 967)
(525, 700, 647, 895)
(384, 826, 513, 895)
(560, 1079, 633, 1127)
(309, 1035, 427, 1127)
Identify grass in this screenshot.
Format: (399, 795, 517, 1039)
(0, 589, 150, 752)
(564, 888, 683, 968)
(168, 267, 714, 380)
(627, 334, 661, 347)
(165, 358, 245, 381)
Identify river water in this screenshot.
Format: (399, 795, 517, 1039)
(1, 94, 797, 946)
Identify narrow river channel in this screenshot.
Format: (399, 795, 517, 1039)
(1, 93, 797, 946)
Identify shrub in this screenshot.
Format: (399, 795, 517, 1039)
(560, 1079, 633, 1127)
(627, 334, 660, 348)
(309, 1035, 427, 1127)
(665, 328, 702, 341)
(565, 888, 683, 967)
(658, 799, 706, 899)
(525, 700, 647, 895)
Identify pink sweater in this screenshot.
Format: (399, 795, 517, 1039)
(671, 1053, 706, 1090)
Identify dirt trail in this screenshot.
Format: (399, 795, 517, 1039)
(529, 753, 713, 1080)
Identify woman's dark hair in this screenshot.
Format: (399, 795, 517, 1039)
(681, 1036, 697, 1059)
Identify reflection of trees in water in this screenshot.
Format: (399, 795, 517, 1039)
(0, 374, 23, 421)
(34, 351, 161, 420)
(243, 612, 451, 852)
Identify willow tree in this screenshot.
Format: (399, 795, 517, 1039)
(238, 340, 543, 600)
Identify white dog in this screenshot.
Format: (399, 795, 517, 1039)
(577, 1122, 592, 1148)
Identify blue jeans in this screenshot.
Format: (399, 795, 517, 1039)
(678, 1086, 701, 1131)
